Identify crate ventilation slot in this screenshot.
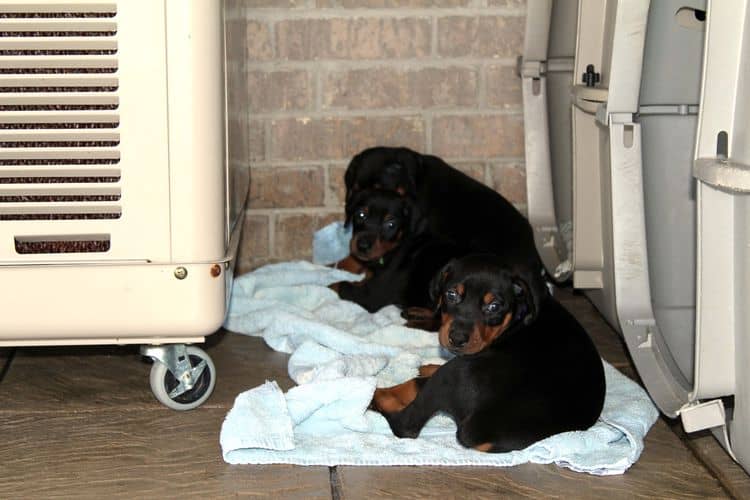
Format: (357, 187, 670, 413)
(14, 233, 110, 254)
(0, 2, 121, 226)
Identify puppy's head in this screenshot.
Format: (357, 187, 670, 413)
(344, 147, 421, 219)
(429, 255, 543, 355)
(346, 188, 420, 264)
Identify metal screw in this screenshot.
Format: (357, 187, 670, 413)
(174, 267, 188, 280)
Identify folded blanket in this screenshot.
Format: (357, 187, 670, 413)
(220, 224, 659, 475)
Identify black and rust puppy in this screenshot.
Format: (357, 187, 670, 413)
(370, 254, 605, 453)
(344, 146, 542, 276)
(331, 188, 467, 315)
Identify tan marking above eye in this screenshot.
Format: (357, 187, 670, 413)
(483, 292, 495, 305)
(455, 283, 465, 296)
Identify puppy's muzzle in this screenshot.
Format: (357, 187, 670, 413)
(354, 234, 374, 256)
(448, 320, 472, 349)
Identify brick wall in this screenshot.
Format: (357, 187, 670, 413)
(231, 1, 528, 273)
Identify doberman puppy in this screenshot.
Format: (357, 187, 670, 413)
(370, 254, 605, 453)
(331, 188, 467, 315)
(344, 146, 543, 279)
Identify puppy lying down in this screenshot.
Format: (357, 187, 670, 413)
(370, 254, 606, 453)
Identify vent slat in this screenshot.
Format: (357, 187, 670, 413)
(0, 74, 117, 87)
(0, 147, 119, 160)
(0, 111, 117, 123)
(0, 130, 118, 142)
(0, 184, 119, 196)
(0, 55, 116, 69)
(0, 4, 116, 15)
(0, 20, 116, 33)
(0, 37, 116, 51)
(0, 201, 119, 212)
(0, 165, 119, 177)
(0, 92, 118, 106)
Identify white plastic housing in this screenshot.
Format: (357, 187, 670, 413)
(0, 0, 242, 346)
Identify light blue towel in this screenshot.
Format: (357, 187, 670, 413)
(220, 224, 659, 475)
(312, 221, 351, 265)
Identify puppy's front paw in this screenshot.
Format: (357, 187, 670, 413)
(328, 281, 342, 293)
(402, 307, 440, 331)
(418, 364, 440, 377)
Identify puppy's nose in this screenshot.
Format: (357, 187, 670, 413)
(448, 328, 468, 348)
(356, 236, 373, 253)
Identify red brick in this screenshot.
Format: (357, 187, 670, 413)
(490, 162, 527, 205)
(450, 161, 486, 184)
(228, 116, 248, 166)
(432, 114, 524, 158)
(249, 166, 325, 209)
(229, 165, 250, 219)
(227, 69, 248, 115)
(276, 17, 431, 60)
(437, 16, 525, 58)
(246, 21, 273, 61)
(327, 164, 348, 207)
(248, 120, 266, 163)
(275, 212, 341, 260)
(270, 116, 425, 161)
(237, 214, 270, 274)
(486, 65, 522, 109)
(225, 18, 247, 69)
(247, 70, 313, 113)
(323, 66, 478, 110)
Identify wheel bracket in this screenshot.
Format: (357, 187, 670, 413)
(141, 344, 207, 398)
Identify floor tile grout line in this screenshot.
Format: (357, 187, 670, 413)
(329, 466, 343, 500)
(0, 348, 16, 383)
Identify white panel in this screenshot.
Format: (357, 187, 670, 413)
(165, 0, 226, 262)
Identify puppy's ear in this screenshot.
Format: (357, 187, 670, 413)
(395, 149, 420, 198)
(403, 199, 427, 235)
(429, 260, 455, 307)
(511, 275, 542, 325)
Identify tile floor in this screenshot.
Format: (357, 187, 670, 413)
(0, 288, 748, 499)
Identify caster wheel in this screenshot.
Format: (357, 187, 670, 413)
(149, 346, 216, 411)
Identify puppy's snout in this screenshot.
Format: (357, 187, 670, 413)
(448, 326, 469, 348)
(356, 236, 373, 253)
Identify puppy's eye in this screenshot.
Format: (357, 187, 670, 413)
(485, 302, 501, 314)
(445, 288, 461, 304)
(383, 219, 397, 231)
(355, 210, 367, 221)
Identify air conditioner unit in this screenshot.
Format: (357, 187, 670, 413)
(0, 0, 247, 410)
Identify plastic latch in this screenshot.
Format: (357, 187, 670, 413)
(596, 103, 635, 127)
(679, 399, 727, 433)
(517, 58, 546, 79)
